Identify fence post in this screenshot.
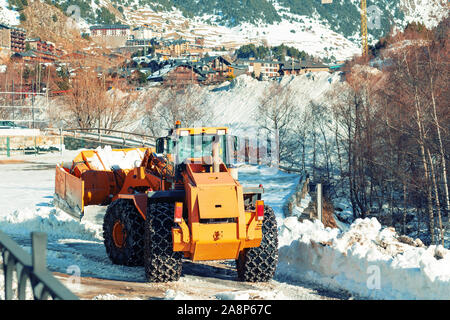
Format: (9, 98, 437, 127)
(317, 183, 323, 223)
(6, 136, 10, 157)
(256, 138, 261, 165)
(59, 128, 63, 155)
(31, 232, 47, 274)
(244, 137, 249, 164)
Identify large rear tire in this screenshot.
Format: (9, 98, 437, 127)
(144, 201, 183, 282)
(103, 199, 145, 266)
(236, 205, 278, 282)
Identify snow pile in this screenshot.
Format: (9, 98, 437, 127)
(292, 193, 312, 217)
(215, 290, 289, 300)
(84, 146, 145, 170)
(164, 289, 194, 300)
(215, 291, 250, 300)
(277, 217, 450, 299)
(0, 207, 102, 241)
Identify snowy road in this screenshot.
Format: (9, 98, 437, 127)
(0, 152, 353, 300)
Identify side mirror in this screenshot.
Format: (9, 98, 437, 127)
(156, 138, 165, 154)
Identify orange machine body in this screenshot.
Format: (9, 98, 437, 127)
(173, 162, 263, 261)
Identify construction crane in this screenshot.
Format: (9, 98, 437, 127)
(322, 0, 369, 56)
(360, 0, 368, 56)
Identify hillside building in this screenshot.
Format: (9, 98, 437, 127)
(147, 62, 206, 86)
(132, 26, 153, 40)
(10, 26, 26, 53)
(227, 64, 249, 78)
(236, 58, 281, 79)
(90, 25, 131, 48)
(280, 60, 330, 76)
(199, 55, 231, 76)
(0, 24, 26, 53)
(0, 25, 11, 51)
(156, 39, 191, 58)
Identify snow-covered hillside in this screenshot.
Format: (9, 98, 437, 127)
(401, 0, 449, 29)
(136, 71, 339, 138)
(0, 0, 20, 26)
(122, 5, 360, 61)
(41, 0, 448, 61)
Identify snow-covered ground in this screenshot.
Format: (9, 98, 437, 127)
(1, 150, 449, 300)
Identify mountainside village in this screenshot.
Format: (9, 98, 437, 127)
(0, 21, 340, 94)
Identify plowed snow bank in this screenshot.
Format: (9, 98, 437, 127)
(277, 217, 450, 299)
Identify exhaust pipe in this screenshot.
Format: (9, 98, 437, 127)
(212, 135, 220, 173)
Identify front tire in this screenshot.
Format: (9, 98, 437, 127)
(236, 205, 278, 282)
(103, 199, 145, 266)
(144, 201, 183, 282)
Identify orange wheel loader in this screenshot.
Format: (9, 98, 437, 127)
(54, 123, 278, 282)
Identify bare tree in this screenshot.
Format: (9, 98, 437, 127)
(256, 82, 298, 165)
(62, 69, 138, 130)
(145, 82, 211, 136)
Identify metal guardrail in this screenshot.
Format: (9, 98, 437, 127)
(0, 230, 79, 300)
(278, 165, 304, 173)
(63, 128, 157, 140)
(44, 127, 157, 148)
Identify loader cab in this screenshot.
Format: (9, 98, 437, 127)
(155, 127, 239, 170)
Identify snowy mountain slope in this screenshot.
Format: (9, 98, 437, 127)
(121, 4, 361, 60)
(41, 0, 448, 60)
(0, 0, 20, 26)
(400, 0, 449, 29)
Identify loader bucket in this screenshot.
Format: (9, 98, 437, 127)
(54, 147, 150, 219)
(54, 165, 85, 219)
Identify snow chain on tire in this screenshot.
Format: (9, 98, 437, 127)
(103, 199, 145, 266)
(236, 205, 278, 282)
(144, 201, 183, 282)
